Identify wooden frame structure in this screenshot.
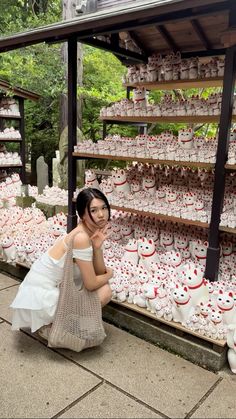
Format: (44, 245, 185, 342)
(0, 0, 236, 281)
(0, 80, 40, 183)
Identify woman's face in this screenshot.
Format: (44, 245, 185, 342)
(83, 198, 109, 231)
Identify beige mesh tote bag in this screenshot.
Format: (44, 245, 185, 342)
(48, 233, 106, 352)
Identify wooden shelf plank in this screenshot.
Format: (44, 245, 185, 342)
(110, 204, 209, 228)
(112, 300, 226, 347)
(219, 226, 236, 234)
(0, 164, 22, 168)
(73, 152, 214, 169)
(16, 261, 30, 269)
(123, 77, 224, 90)
(225, 164, 236, 170)
(0, 114, 21, 119)
(101, 115, 234, 124)
(0, 138, 22, 142)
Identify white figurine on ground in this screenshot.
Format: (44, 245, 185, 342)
(227, 323, 236, 373)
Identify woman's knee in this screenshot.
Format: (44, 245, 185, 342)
(98, 284, 112, 307)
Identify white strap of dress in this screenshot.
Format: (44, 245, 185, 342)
(73, 246, 93, 261)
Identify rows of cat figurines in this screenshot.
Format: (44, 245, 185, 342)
(1, 195, 235, 281)
(84, 164, 236, 228)
(0, 97, 20, 116)
(75, 129, 236, 165)
(0, 206, 67, 266)
(1, 197, 236, 372)
(104, 238, 235, 331)
(100, 91, 228, 119)
(106, 209, 236, 278)
(103, 229, 236, 372)
(0, 173, 67, 209)
(0, 127, 21, 139)
(0, 151, 22, 165)
(102, 220, 236, 373)
(123, 53, 225, 84)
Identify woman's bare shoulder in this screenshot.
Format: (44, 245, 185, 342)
(72, 230, 91, 249)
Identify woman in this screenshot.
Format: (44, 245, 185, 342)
(10, 187, 113, 334)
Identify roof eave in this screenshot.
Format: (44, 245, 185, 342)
(0, 79, 41, 101)
(0, 0, 228, 54)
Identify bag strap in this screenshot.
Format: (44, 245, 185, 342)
(60, 232, 78, 289)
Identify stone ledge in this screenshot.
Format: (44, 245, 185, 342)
(103, 301, 227, 372)
(0, 261, 28, 280)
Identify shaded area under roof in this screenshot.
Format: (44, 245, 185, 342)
(0, 0, 233, 62)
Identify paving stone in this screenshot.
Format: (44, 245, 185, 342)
(59, 382, 162, 418)
(0, 323, 101, 419)
(0, 285, 19, 322)
(191, 376, 236, 418)
(0, 273, 19, 290)
(57, 323, 219, 418)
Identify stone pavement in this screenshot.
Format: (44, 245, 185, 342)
(1, 271, 236, 419)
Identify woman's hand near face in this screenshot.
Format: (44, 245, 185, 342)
(90, 224, 111, 250)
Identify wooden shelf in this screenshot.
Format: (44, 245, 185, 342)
(16, 261, 30, 269)
(225, 164, 236, 170)
(123, 77, 224, 90)
(0, 164, 22, 168)
(112, 299, 226, 347)
(219, 226, 236, 234)
(0, 114, 21, 119)
(73, 152, 215, 169)
(101, 115, 235, 124)
(0, 137, 22, 142)
(110, 204, 209, 228)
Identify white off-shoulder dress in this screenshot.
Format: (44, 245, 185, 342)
(10, 239, 93, 333)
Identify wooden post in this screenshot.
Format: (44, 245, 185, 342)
(60, 0, 84, 192)
(67, 36, 78, 232)
(18, 97, 26, 184)
(205, 45, 236, 281)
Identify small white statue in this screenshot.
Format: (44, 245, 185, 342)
(172, 284, 195, 324)
(85, 169, 100, 189)
(227, 324, 236, 373)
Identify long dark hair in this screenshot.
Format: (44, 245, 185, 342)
(76, 187, 111, 222)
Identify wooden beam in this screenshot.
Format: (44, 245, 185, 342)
(229, 0, 236, 27)
(221, 29, 236, 47)
(182, 48, 225, 58)
(156, 24, 179, 52)
(0, 78, 40, 101)
(109, 33, 125, 64)
(0, 1, 229, 53)
(128, 30, 150, 55)
(110, 33, 119, 48)
(78, 2, 230, 40)
(82, 36, 147, 62)
(190, 18, 212, 50)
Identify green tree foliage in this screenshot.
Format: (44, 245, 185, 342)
(80, 46, 144, 171)
(0, 0, 63, 182)
(0, 0, 136, 177)
(81, 45, 139, 141)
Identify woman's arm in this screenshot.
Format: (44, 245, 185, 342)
(92, 248, 106, 275)
(73, 230, 113, 291)
(90, 225, 110, 275)
(76, 258, 113, 291)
